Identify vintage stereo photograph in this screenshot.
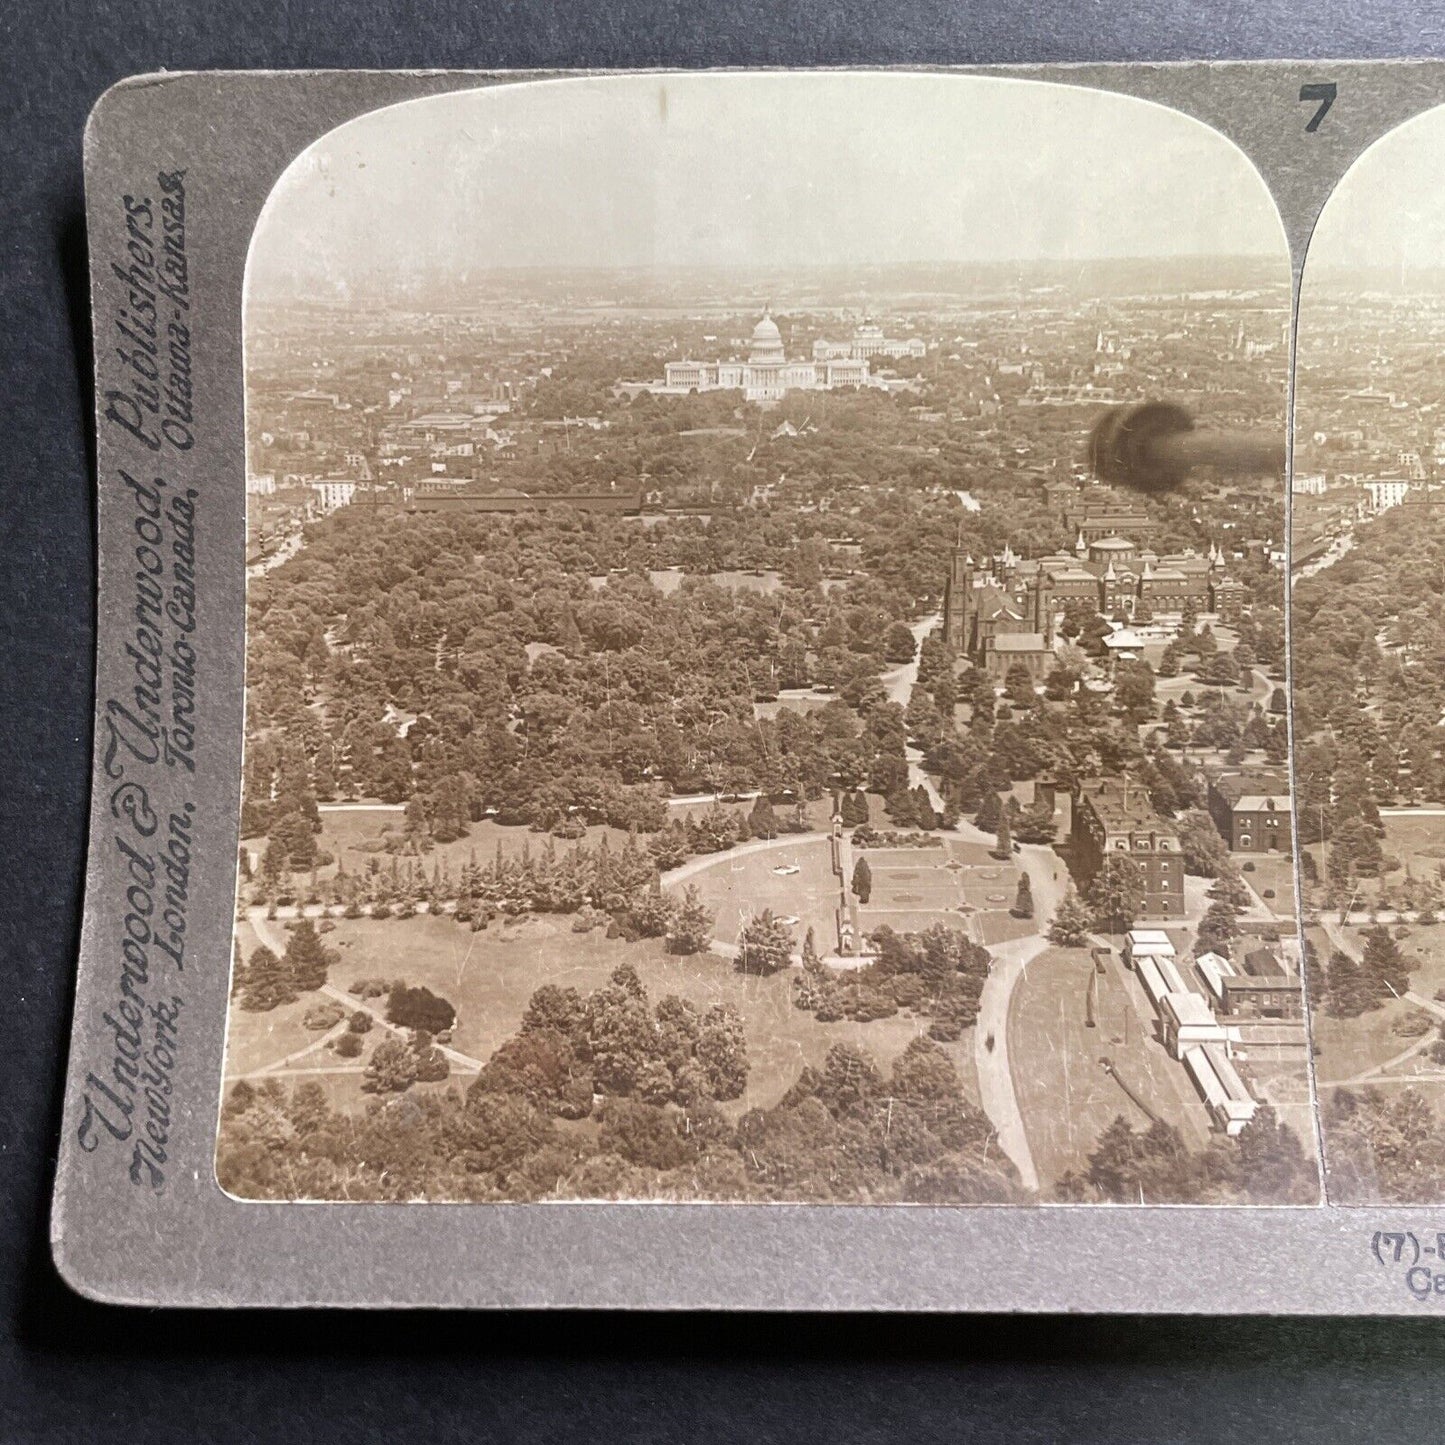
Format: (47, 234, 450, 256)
(52, 63, 1445, 1310)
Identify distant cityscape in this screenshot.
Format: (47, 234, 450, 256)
(217, 253, 1327, 1209)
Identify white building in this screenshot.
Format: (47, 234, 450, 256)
(1290, 472, 1327, 496)
(1365, 478, 1412, 512)
(813, 318, 925, 361)
(634, 308, 883, 403)
(309, 479, 357, 513)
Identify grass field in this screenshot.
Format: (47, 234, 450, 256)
(248, 797, 844, 888)
(1383, 813, 1445, 873)
(1241, 854, 1298, 918)
(681, 837, 840, 954)
(855, 838, 1031, 944)
(1309, 921, 1445, 1086)
(222, 909, 971, 1118)
(1009, 946, 1214, 1189)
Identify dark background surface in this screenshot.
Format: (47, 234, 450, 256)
(9, 2, 1445, 1440)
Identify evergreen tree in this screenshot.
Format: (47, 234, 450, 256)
(974, 790, 1002, 833)
(1047, 885, 1092, 947)
(240, 944, 297, 1012)
(410, 1029, 451, 1083)
(851, 856, 873, 904)
(361, 1037, 418, 1094)
(737, 909, 795, 975)
(1012, 872, 1034, 919)
(1324, 950, 1375, 1017)
(912, 784, 938, 830)
(283, 917, 330, 993)
(668, 884, 714, 955)
(630, 884, 676, 938)
(1362, 924, 1411, 999)
(992, 800, 1012, 859)
(801, 926, 823, 971)
(749, 794, 779, 840)
(1087, 856, 1146, 934)
(1235, 1102, 1311, 1203)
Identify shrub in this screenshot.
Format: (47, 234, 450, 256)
(386, 982, 457, 1034)
(846, 986, 899, 1023)
(302, 1002, 345, 1031)
(1393, 1008, 1435, 1039)
(572, 904, 610, 934)
(926, 1013, 963, 1043)
(348, 1010, 372, 1034)
(885, 974, 928, 1010)
(333, 1032, 363, 1058)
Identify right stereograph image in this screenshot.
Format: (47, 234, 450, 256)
(1295, 106, 1445, 1203)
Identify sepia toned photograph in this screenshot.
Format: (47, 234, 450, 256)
(1295, 103, 1445, 1204)
(218, 71, 1317, 1206)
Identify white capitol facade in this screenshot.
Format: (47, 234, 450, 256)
(630, 309, 924, 403)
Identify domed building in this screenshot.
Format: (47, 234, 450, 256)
(746, 308, 786, 366)
(632, 306, 879, 403)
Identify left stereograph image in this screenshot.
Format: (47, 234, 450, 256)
(219, 72, 1317, 1206)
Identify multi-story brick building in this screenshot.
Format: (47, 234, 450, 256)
(1070, 775, 1184, 920)
(1206, 769, 1292, 854)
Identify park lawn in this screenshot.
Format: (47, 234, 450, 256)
(270, 796, 845, 888)
(975, 911, 1038, 947)
(1311, 922, 1445, 1085)
(858, 907, 975, 937)
(222, 993, 341, 1078)
(223, 915, 344, 1077)
(679, 836, 840, 955)
(315, 911, 946, 1117)
(1311, 1001, 1419, 1086)
(309, 812, 639, 884)
(227, 1061, 464, 1117)
(1382, 813, 1445, 873)
(1240, 854, 1298, 917)
(1400, 921, 1445, 997)
(1009, 946, 1214, 1190)
(944, 837, 1000, 867)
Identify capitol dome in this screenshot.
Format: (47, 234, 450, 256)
(748, 307, 785, 365)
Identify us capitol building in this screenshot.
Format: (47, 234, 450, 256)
(623, 308, 922, 404)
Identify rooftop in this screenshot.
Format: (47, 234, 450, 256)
(1212, 769, 1290, 808)
(1240, 947, 1290, 980)
(1078, 776, 1177, 835)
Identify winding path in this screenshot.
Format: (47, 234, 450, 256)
(969, 837, 1065, 1193)
(880, 611, 1066, 1190)
(245, 908, 486, 1075)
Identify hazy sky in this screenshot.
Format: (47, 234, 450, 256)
(1305, 104, 1445, 278)
(249, 72, 1287, 296)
